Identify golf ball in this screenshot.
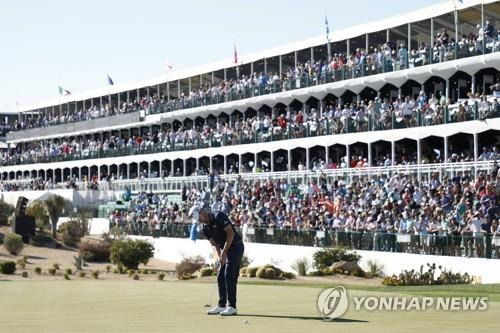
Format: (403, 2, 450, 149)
(244, 320, 248, 324)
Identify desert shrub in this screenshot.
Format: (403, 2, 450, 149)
(313, 247, 361, 270)
(61, 219, 87, 247)
(26, 200, 50, 232)
(198, 267, 213, 277)
(91, 270, 99, 279)
(22, 271, 28, 278)
(64, 273, 71, 280)
(150, 270, 157, 274)
(0, 261, 16, 274)
(239, 267, 247, 277)
(79, 271, 86, 278)
(105, 265, 111, 273)
(3, 233, 24, 255)
(64, 268, 72, 275)
(308, 270, 326, 276)
(48, 267, 57, 276)
(113, 268, 119, 274)
(34, 267, 42, 274)
(127, 269, 136, 277)
(79, 240, 112, 262)
(52, 263, 60, 270)
(17, 257, 27, 269)
(0, 200, 14, 225)
(291, 257, 310, 276)
(264, 268, 276, 279)
(241, 255, 253, 268)
(30, 233, 53, 247)
(158, 273, 165, 281)
(133, 274, 140, 280)
(175, 255, 205, 279)
(382, 263, 472, 286)
(246, 267, 258, 277)
(255, 267, 266, 279)
(110, 239, 154, 270)
(366, 260, 385, 277)
(142, 269, 149, 274)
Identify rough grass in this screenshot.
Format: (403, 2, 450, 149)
(0, 280, 498, 333)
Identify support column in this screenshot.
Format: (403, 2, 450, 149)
(271, 151, 274, 172)
(417, 139, 422, 165)
(347, 39, 350, 55)
(391, 141, 396, 166)
(159, 161, 163, 178)
(223, 155, 227, 174)
(209, 157, 213, 174)
(368, 142, 372, 167)
(471, 75, 476, 95)
(325, 146, 329, 166)
(294, 51, 298, 68)
(279, 55, 282, 75)
(288, 150, 292, 171)
(444, 137, 448, 164)
(183, 159, 187, 177)
(195, 158, 199, 176)
(306, 148, 310, 170)
(254, 154, 258, 172)
(238, 154, 242, 173)
(473, 133, 478, 161)
(398, 87, 402, 99)
(345, 145, 350, 168)
(445, 78, 450, 101)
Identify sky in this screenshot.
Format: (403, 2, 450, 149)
(0, 0, 444, 111)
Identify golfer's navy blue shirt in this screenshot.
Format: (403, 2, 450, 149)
(203, 212, 242, 248)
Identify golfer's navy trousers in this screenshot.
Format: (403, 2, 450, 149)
(217, 242, 244, 308)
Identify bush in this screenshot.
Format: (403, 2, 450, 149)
(79, 271, 86, 278)
(366, 260, 385, 277)
(158, 273, 165, 280)
(110, 239, 154, 270)
(246, 267, 258, 278)
(282, 271, 296, 279)
(198, 267, 213, 277)
(0, 261, 16, 274)
(313, 247, 361, 270)
(175, 255, 205, 279)
(79, 240, 112, 262)
(239, 267, 247, 277)
(105, 265, 111, 273)
(382, 263, 472, 286)
(64, 273, 71, 280)
(113, 268, 119, 274)
(22, 271, 28, 278)
(291, 257, 310, 276)
(142, 269, 149, 274)
(34, 267, 42, 274)
(30, 233, 53, 247)
(64, 268, 72, 275)
(48, 268, 57, 276)
(133, 274, 140, 280)
(127, 269, 136, 277)
(61, 219, 86, 246)
(17, 257, 27, 269)
(0, 200, 14, 225)
(3, 233, 24, 255)
(91, 270, 99, 279)
(52, 263, 60, 270)
(308, 270, 326, 276)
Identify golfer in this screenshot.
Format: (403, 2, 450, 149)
(189, 203, 244, 316)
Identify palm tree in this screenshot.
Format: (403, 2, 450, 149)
(44, 195, 66, 237)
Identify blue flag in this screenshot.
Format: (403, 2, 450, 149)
(107, 74, 114, 86)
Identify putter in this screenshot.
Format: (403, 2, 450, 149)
(204, 261, 220, 308)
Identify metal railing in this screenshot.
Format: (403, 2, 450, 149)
(3, 101, 499, 167)
(111, 222, 500, 259)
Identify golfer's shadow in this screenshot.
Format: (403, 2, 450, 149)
(238, 314, 368, 323)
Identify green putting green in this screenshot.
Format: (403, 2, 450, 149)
(0, 280, 498, 333)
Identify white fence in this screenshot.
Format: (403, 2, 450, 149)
(130, 236, 500, 284)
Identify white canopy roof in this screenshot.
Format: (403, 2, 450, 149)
(19, 0, 495, 113)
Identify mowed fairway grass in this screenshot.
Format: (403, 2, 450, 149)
(0, 279, 498, 333)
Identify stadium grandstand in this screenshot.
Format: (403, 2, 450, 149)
(1, 0, 499, 259)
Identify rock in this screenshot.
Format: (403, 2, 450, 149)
(330, 261, 364, 274)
